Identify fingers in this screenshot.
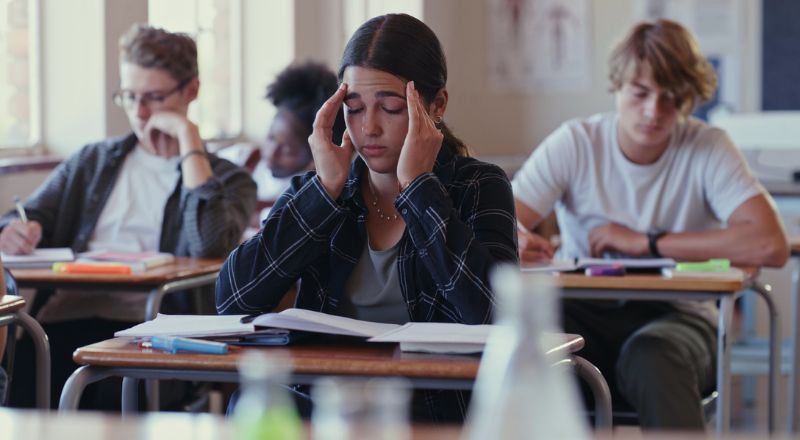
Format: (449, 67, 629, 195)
(406, 81, 437, 136)
(340, 130, 354, 154)
(0, 220, 39, 255)
(520, 249, 553, 264)
(518, 229, 554, 259)
(312, 83, 347, 139)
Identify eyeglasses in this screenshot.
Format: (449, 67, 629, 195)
(112, 77, 193, 109)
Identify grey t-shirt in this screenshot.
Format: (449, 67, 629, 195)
(342, 240, 408, 324)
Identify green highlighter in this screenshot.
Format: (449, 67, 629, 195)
(674, 259, 731, 272)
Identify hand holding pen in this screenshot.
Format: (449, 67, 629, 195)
(0, 196, 43, 255)
(516, 220, 554, 263)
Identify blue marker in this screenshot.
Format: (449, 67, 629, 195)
(150, 336, 229, 355)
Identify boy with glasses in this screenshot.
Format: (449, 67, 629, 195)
(514, 19, 788, 429)
(0, 24, 256, 408)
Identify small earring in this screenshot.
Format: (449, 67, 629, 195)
(434, 115, 443, 125)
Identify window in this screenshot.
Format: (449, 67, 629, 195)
(342, 0, 423, 47)
(0, 0, 40, 149)
(149, 0, 242, 140)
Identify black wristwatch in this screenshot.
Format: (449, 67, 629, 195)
(647, 229, 667, 258)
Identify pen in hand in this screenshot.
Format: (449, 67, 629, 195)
(13, 196, 28, 223)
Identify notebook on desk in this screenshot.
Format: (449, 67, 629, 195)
(115, 308, 495, 353)
(1, 247, 75, 268)
(78, 250, 175, 272)
(521, 257, 676, 273)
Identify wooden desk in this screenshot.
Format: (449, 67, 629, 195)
(542, 270, 780, 434)
(10, 257, 223, 320)
(0, 295, 50, 408)
(59, 334, 612, 429)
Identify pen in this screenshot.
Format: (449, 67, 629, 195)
(240, 313, 261, 324)
(149, 336, 229, 354)
(13, 196, 28, 223)
(516, 219, 528, 233)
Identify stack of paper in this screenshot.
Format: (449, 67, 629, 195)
(521, 257, 676, 273)
(368, 323, 492, 354)
(78, 250, 175, 272)
(1, 248, 75, 269)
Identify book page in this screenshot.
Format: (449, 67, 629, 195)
(115, 314, 254, 337)
(253, 308, 401, 338)
(368, 322, 493, 344)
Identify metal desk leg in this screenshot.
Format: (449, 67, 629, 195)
(144, 273, 219, 321)
(571, 355, 612, 431)
(751, 282, 780, 433)
(121, 377, 139, 415)
(716, 295, 735, 434)
(790, 257, 800, 433)
(142, 272, 218, 411)
(14, 310, 51, 410)
(59, 366, 114, 411)
(146, 377, 160, 411)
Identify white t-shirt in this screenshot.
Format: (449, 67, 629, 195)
(512, 112, 766, 324)
(38, 146, 180, 323)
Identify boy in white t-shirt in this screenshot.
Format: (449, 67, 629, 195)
(513, 19, 788, 430)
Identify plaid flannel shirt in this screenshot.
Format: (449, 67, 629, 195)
(216, 147, 518, 324)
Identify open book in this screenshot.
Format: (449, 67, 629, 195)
(78, 250, 175, 272)
(1, 247, 75, 269)
(521, 257, 676, 273)
(115, 308, 494, 353)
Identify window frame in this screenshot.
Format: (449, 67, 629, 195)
(0, 0, 44, 155)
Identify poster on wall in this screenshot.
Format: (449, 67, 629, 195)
(634, 0, 743, 118)
(488, 0, 591, 93)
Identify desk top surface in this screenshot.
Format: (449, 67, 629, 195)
(73, 335, 584, 380)
(9, 257, 223, 286)
(0, 294, 25, 314)
(554, 271, 749, 293)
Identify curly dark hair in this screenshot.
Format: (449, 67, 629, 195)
(266, 61, 345, 144)
(339, 14, 468, 157)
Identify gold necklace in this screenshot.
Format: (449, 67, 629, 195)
(366, 176, 399, 222)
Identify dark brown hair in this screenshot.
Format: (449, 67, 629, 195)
(338, 14, 468, 156)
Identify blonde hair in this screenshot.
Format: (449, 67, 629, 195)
(608, 19, 717, 116)
(118, 23, 198, 83)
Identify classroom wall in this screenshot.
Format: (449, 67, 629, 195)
(423, 0, 763, 159)
(33, 0, 763, 160)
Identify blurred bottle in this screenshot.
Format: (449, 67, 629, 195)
(233, 350, 303, 440)
(312, 377, 410, 440)
(464, 265, 589, 439)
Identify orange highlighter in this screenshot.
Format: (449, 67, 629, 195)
(52, 262, 132, 274)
